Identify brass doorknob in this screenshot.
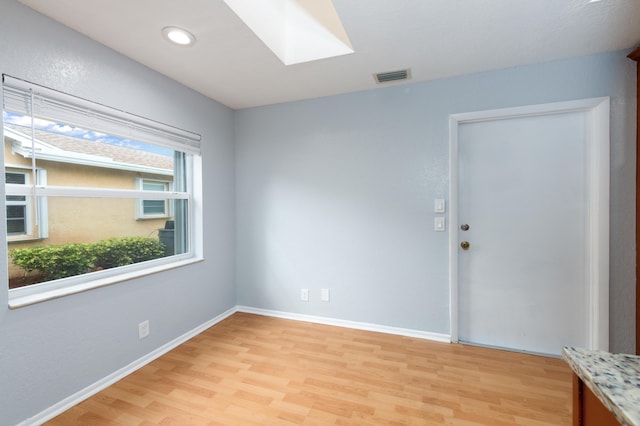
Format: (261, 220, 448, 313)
(460, 241, 470, 250)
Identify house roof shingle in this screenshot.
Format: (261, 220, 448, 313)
(4, 124, 173, 171)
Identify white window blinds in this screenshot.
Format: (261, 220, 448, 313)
(2, 74, 201, 155)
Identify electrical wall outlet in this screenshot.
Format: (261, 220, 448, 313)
(321, 288, 330, 302)
(138, 320, 150, 339)
(300, 288, 309, 302)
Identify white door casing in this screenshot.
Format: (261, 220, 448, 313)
(448, 98, 610, 353)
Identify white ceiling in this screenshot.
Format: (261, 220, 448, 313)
(18, 0, 640, 110)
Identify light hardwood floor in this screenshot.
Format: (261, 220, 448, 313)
(46, 312, 572, 425)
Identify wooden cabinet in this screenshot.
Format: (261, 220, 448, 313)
(572, 373, 620, 425)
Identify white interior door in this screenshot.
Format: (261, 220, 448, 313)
(452, 100, 609, 356)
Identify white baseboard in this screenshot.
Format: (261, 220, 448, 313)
(22, 305, 450, 425)
(20, 307, 237, 426)
(236, 306, 451, 343)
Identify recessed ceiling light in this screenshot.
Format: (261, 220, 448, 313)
(161, 26, 196, 47)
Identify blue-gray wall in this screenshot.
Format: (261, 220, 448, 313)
(0, 2, 236, 425)
(0, 0, 637, 424)
(235, 50, 637, 352)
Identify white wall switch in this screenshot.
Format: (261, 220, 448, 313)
(321, 288, 330, 302)
(434, 199, 446, 213)
(434, 217, 446, 232)
(300, 288, 309, 302)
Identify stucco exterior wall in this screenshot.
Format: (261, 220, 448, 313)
(4, 138, 173, 280)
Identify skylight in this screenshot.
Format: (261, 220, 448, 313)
(223, 0, 354, 66)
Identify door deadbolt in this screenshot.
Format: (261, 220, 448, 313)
(460, 224, 470, 231)
(460, 241, 470, 250)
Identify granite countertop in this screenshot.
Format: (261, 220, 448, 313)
(562, 346, 640, 426)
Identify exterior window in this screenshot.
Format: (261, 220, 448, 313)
(3, 75, 201, 307)
(5, 172, 27, 235)
(4, 169, 48, 241)
(138, 179, 171, 219)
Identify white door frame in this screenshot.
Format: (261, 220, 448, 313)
(448, 98, 610, 351)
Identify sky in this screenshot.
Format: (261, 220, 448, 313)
(2, 111, 173, 156)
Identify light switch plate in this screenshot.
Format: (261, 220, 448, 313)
(434, 217, 446, 232)
(434, 199, 446, 213)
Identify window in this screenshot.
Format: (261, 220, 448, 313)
(137, 178, 171, 219)
(5, 171, 28, 235)
(3, 75, 202, 307)
(4, 168, 48, 240)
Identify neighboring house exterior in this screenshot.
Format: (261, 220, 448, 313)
(3, 124, 175, 280)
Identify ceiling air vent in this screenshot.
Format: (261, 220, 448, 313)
(374, 68, 411, 84)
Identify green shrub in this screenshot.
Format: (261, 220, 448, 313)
(93, 237, 166, 269)
(121, 236, 166, 263)
(11, 236, 167, 282)
(10, 243, 95, 281)
(92, 238, 131, 270)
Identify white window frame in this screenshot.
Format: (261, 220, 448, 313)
(3, 75, 203, 308)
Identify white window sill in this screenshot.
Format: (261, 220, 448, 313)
(8, 237, 46, 244)
(8, 257, 203, 309)
(136, 216, 172, 221)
